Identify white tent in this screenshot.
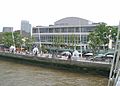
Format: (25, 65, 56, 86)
(84, 53, 93, 56)
(33, 47, 39, 55)
(71, 50, 80, 61)
(61, 51, 71, 55)
(9, 46, 16, 53)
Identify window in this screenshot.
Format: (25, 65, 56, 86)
(61, 28, 67, 33)
(81, 27, 95, 32)
(49, 28, 54, 33)
(68, 27, 74, 32)
(32, 28, 38, 33)
(75, 27, 80, 32)
(40, 28, 48, 33)
(55, 28, 60, 33)
(81, 35, 88, 44)
(34, 36, 39, 42)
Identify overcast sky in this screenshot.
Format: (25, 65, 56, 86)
(0, 0, 120, 31)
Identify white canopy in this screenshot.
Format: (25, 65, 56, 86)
(33, 47, 39, 55)
(71, 50, 80, 61)
(9, 46, 16, 53)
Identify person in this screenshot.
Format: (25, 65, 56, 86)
(68, 54, 71, 60)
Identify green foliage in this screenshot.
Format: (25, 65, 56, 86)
(23, 36, 34, 51)
(14, 32, 22, 48)
(2, 32, 34, 50)
(41, 45, 47, 53)
(2, 32, 15, 47)
(71, 34, 75, 50)
(95, 23, 117, 46)
(52, 34, 79, 50)
(88, 23, 117, 54)
(53, 35, 64, 48)
(88, 32, 102, 55)
(95, 23, 109, 45)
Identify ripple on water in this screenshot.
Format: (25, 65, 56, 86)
(0, 60, 108, 86)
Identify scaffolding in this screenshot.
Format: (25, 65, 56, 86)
(108, 22, 120, 86)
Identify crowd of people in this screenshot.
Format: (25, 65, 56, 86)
(8, 45, 82, 61)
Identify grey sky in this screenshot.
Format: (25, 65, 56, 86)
(0, 0, 120, 31)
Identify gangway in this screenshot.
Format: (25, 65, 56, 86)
(108, 22, 120, 86)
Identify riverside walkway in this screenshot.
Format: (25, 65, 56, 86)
(0, 51, 111, 76)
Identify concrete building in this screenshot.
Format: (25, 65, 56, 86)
(32, 17, 98, 51)
(2, 27, 13, 32)
(21, 20, 31, 36)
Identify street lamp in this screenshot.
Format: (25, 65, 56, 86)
(79, 25, 82, 58)
(38, 28, 42, 54)
(12, 30, 15, 47)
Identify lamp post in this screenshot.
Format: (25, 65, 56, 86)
(38, 27, 41, 54)
(79, 24, 82, 58)
(12, 30, 15, 47)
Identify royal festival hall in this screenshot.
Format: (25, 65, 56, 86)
(32, 17, 99, 52)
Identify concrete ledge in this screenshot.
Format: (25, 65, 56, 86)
(0, 52, 111, 77)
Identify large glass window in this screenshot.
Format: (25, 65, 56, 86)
(32, 28, 38, 33)
(61, 28, 67, 33)
(49, 28, 54, 33)
(40, 35, 46, 42)
(81, 35, 88, 44)
(54, 28, 60, 33)
(75, 27, 80, 32)
(34, 36, 39, 42)
(81, 27, 95, 32)
(40, 28, 48, 33)
(68, 27, 74, 32)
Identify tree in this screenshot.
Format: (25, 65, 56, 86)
(94, 23, 117, 50)
(2, 32, 15, 47)
(24, 36, 34, 51)
(0, 32, 3, 44)
(41, 45, 47, 53)
(70, 34, 75, 50)
(88, 32, 102, 55)
(14, 32, 23, 48)
(88, 23, 117, 55)
(108, 26, 117, 43)
(95, 23, 109, 48)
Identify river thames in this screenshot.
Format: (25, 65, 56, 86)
(0, 59, 108, 86)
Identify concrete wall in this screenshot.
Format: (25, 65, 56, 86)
(0, 52, 111, 77)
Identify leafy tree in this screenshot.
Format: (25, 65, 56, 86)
(41, 45, 47, 53)
(88, 32, 102, 55)
(2, 32, 34, 51)
(0, 32, 3, 44)
(88, 23, 117, 55)
(2, 32, 14, 47)
(24, 36, 34, 51)
(70, 34, 75, 50)
(14, 32, 23, 48)
(67, 35, 71, 49)
(95, 23, 109, 47)
(94, 23, 117, 50)
(107, 26, 118, 42)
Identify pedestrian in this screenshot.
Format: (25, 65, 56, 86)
(68, 54, 71, 60)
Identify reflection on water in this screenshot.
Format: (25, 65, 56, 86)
(0, 59, 108, 86)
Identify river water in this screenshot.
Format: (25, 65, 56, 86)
(0, 59, 108, 86)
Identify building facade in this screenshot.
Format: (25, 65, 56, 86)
(32, 17, 98, 51)
(21, 20, 31, 36)
(2, 27, 13, 32)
